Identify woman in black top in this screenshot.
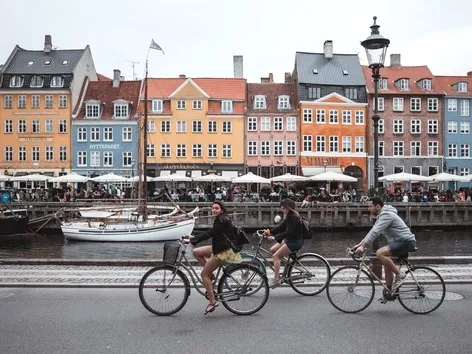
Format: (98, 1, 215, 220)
(265, 198, 304, 288)
(190, 201, 242, 314)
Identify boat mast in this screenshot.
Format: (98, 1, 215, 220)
(139, 60, 149, 217)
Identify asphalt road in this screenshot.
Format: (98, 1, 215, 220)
(1, 285, 470, 354)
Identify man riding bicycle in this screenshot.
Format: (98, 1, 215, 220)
(354, 196, 417, 293)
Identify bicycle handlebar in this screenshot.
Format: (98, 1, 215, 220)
(346, 247, 363, 263)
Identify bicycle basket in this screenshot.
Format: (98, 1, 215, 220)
(163, 242, 181, 265)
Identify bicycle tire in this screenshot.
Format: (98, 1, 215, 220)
(287, 253, 331, 296)
(138, 265, 190, 316)
(223, 252, 266, 296)
(326, 266, 375, 313)
(217, 263, 269, 316)
(397, 266, 446, 314)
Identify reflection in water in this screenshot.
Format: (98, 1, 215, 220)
(0, 229, 471, 260)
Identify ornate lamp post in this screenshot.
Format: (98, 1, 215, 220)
(361, 16, 390, 194)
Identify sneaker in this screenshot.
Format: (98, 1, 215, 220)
(269, 278, 281, 289)
(392, 272, 406, 290)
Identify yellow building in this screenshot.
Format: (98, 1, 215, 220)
(144, 77, 246, 179)
(0, 35, 97, 180)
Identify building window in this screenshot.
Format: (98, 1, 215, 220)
(460, 100, 470, 116)
(208, 121, 217, 133)
(147, 120, 155, 133)
(51, 76, 64, 88)
(152, 100, 163, 112)
(90, 151, 100, 167)
(428, 98, 438, 111)
(104, 152, 113, 166)
(329, 136, 339, 152)
(177, 100, 186, 109)
(222, 121, 232, 133)
(60, 146, 67, 161)
(254, 95, 266, 109)
(90, 127, 100, 141)
(399, 79, 409, 91)
(77, 151, 87, 166)
(59, 95, 67, 108)
(393, 141, 404, 156)
(278, 96, 290, 109)
(393, 97, 404, 111)
(192, 144, 202, 157)
(286, 141, 296, 155)
(18, 147, 26, 161)
(32, 120, 40, 133)
(122, 127, 132, 141)
(32, 95, 40, 108)
(355, 136, 364, 152)
(247, 117, 257, 131)
(428, 141, 439, 156)
(177, 120, 186, 133)
(10, 76, 24, 87)
(161, 144, 171, 157)
(342, 136, 351, 152)
(378, 119, 384, 134)
(44, 119, 53, 133)
(460, 168, 470, 176)
(329, 110, 338, 124)
(18, 120, 26, 133)
(316, 136, 325, 152)
(355, 110, 364, 124)
(86, 104, 100, 118)
(411, 141, 421, 156)
(176, 144, 186, 157)
(448, 144, 457, 157)
(208, 144, 217, 158)
(193, 100, 202, 110)
(4, 120, 13, 133)
(221, 100, 233, 113)
(18, 95, 26, 108)
(4, 95, 12, 109)
(261, 141, 270, 155)
(161, 121, 170, 133)
(30, 75, 43, 88)
(147, 144, 155, 158)
(104, 127, 113, 141)
(261, 117, 270, 131)
(273, 117, 283, 131)
(393, 119, 404, 134)
(5, 147, 13, 162)
(447, 168, 456, 175)
(428, 120, 438, 134)
(460, 121, 470, 134)
(122, 152, 132, 167)
(448, 99, 457, 111)
(448, 121, 458, 133)
(378, 78, 388, 90)
(460, 144, 470, 157)
(32, 147, 40, 162)
(411, 166, 422, 175)
(422, 79, 432, 91)
(411, 120, 421, 134)
(410, 98, 421, 112)
(308, 87, 321, 99)
(377, 97, 384, 111)
(77, 128, 87, 142)
(458, 82, 468, 92)
(222, 144, 232, 158)
(342, 110, 351, 124)
(192, 120, 202, 133)
(303, 109, 313, 123)
(44, 95, 54, 109)
(316, 109, 325, 123)
(248, 141, 257, 156)
(114, 104, 128, 119)
(394, 166, 404, 173)
(345, 88, 358, 100)
(303, 136, 312, 152)
(273, 141, 283, 155)
(286, 117, 296, 131)
(378, 141, 384, 156)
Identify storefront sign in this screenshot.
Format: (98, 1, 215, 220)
(19, 137, 53, 142)
(89, 144, 120, 149)
(303, 156, 339, 166)
(160, 164, 200, 170)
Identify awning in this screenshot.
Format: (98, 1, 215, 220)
(43, 172, 55, 177)
(222, 171, 239, 179)
(175, 170, 186, 176)
(302, 167, 343, 177)
(14, 172, 27, 177)
(191, 170, 202, 178)
(160, 170, 171, 177)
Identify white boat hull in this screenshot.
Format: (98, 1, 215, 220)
(61, 218, 195, 242)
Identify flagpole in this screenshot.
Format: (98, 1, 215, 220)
(141, 58, 149, 217)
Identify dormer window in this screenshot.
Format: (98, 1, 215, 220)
(51, 76, 64, 88)
(44, 60, 51, 66)
(313, 69, 318, 74)
(378, 78, 388, 90)
(458, 82, 468, 92)
(62, 60, 68, 65)
(398, 79, 409, 91)
(278, 95, 290, 109)
(221, 100, 233, 113)
(9, 75, 24, 88)
(152, 99, 163, 112)
(27, 61, 34, 66)
(85, 102, 100, 119)
(114, 103, 129, 119)
(342, 70, 348, 75)
(30, 75, 44, 88)
(422, 79, 432, 91)
(254, 95, 266, 109)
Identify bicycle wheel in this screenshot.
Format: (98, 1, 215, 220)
(326, 266, 375, 313)
(287, 253, 331, 296)
(397, 266, 446, 314)
(139, 265, 190, 316)
(224, 252, 266, 296)
(217, 264, 269, 315)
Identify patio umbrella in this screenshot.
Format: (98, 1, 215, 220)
(128, 175, 155, 182)
(10, 173, 52, 182)
(271, 173, 308, 183)
(379, 172, 432, 182)
(91, 173, 129, 182)
(231, 172, 271, 184)
(0, 175, 10, 182)
(428, 172, 470, 182)
(308, 171, 357, 182)
(153, 173, 192, 182)
(50, 172, 90, 183)
(193, 173, 232, 182)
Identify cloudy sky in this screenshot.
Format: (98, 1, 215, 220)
(1, 0, 471, 82)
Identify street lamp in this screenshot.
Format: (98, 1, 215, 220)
(361, 16, 390, 194)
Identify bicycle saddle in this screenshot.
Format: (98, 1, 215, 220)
(397, 247, 418, 261)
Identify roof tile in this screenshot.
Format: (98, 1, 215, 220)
(435, 75, 472, 96)
(247, 83, 298, 113)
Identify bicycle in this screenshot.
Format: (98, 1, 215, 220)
(237, 230, 331, 296)
(326, 247, 446, 314)
(139, 236, 270, 316)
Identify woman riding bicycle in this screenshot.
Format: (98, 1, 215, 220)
(190, 201, 242, 314)
(265, 198, 304, 288)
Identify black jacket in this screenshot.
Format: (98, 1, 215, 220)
(270, 213, 303, 243)
(191, 215, 235, 254)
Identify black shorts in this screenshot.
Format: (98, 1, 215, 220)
(388, 239, 417, 257)
(284, 238, 304, 252)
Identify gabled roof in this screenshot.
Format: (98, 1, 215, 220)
(169, 78, 210, 98)
(295, 52, 365, 86)
(362, 65, 444, 95)
(247, 83, 297, 112)
(75, 80, 142, 120)
(435, 75, 472, 96)
(147, 77, 246, 100)
(2, 45, 87, 75)
(97, 73, 112, 81)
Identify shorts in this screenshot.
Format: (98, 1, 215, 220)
(284, 238, 304, 253)
(388, 239, 417, 257)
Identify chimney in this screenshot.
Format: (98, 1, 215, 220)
(284, 72, 292, 83)
(44, 35, 52, 53)
(467, 71, 472, 77)
(390, 54, 401, 67)
(323, 40, 333, 59)
(268, 73, 274, 83)
(233, 55, 243, 78)
(179, 74, 186, 78)
(113, 69, 121, 88)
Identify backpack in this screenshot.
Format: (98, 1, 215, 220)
(231, 224, 249, 252)
(300, 218, 313, 240)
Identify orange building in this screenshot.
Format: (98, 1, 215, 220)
(0, 35, 97, 180)
(143, 76, 246, 178)
(299, 93, 368, 190)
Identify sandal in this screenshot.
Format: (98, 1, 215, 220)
(204, 302, 219, 315)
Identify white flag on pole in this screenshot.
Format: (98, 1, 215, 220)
(150, 39, 165, 55)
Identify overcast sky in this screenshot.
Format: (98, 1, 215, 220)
(1, 0, 471, 82)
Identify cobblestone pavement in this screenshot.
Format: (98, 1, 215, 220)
(1, 264, 472, 287)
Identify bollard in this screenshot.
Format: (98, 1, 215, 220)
(370, 238, 382, 279)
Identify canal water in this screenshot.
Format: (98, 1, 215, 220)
(0, 229, 471, 259)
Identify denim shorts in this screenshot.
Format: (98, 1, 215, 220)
(284, 238, 304, 253)
(388, 239, 417, 257)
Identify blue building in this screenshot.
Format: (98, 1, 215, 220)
(436, 74, 472, 189)
(71, 70, 141, 178)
